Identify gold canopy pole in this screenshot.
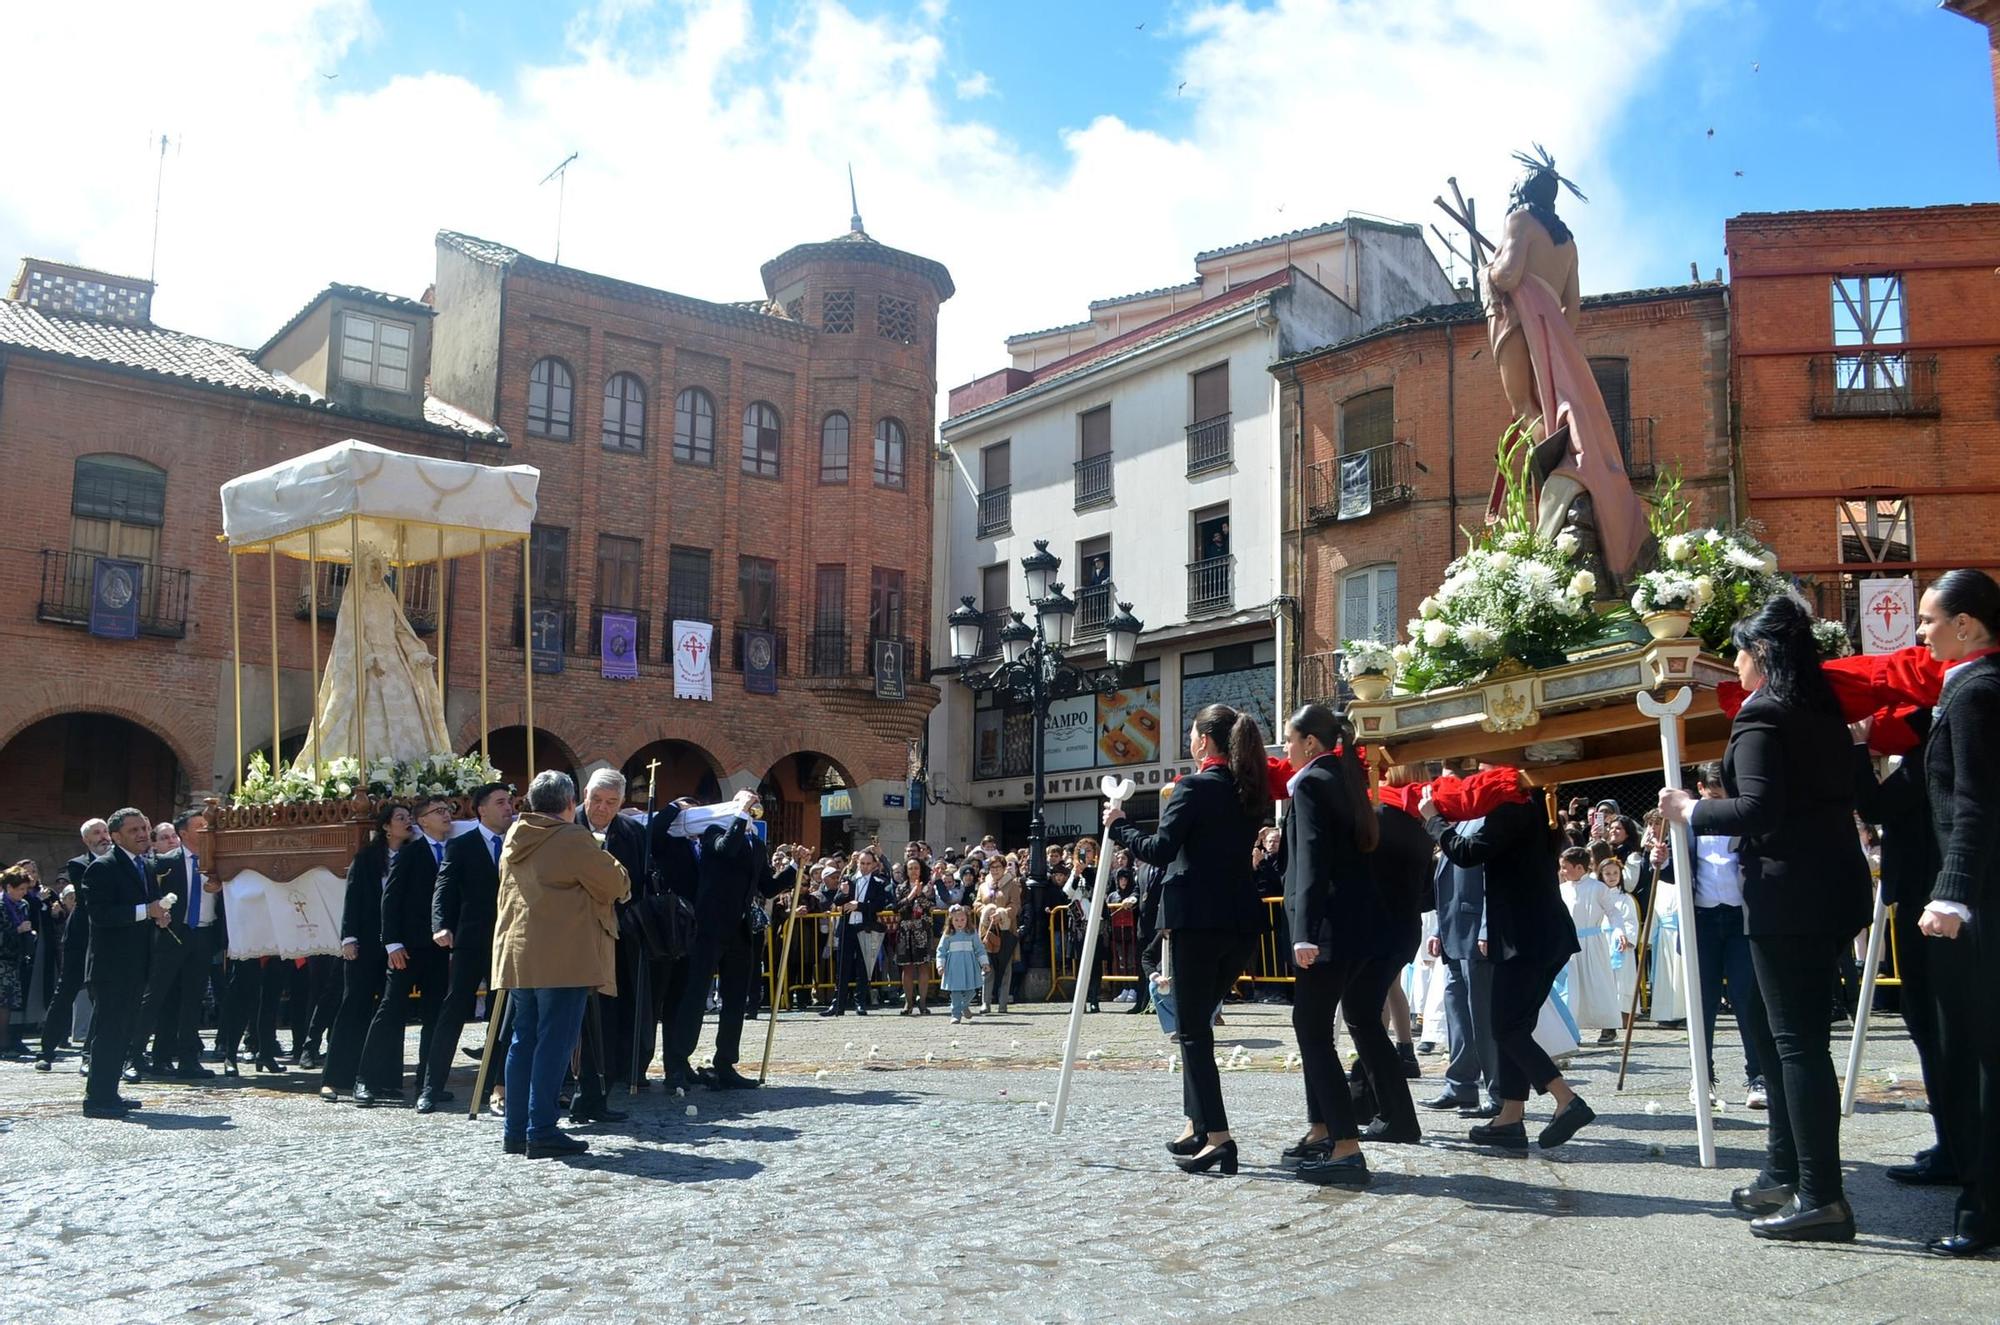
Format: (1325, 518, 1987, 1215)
(230, 552, 243, 793)
(435, 527, 447, 700)
(351, 516, 365, 770)
(478, 533, 490, 770)
(307, 528, 320, 776)
(267, 550, 281, 773)
(522, 533, 535, 773)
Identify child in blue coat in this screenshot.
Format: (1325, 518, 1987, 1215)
(935, 905, 989, 1024)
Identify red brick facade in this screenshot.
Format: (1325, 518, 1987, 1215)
(1726, 205, 2000, 621)
(1274, 286, 1732, 701)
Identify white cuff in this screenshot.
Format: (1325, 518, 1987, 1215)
(1925, 900, 1973, 923)
(385, 942, 406, 955)
(341, 937, 357, 947)
(134, 903, 150, 921)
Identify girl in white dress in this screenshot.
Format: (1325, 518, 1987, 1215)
(1558, 847, 1623, 1031)
(1599, 858, 1641, 1024)
(1648, 875, 1689, 1024)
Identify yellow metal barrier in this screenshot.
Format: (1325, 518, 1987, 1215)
(1044, 897, 1295, 1001)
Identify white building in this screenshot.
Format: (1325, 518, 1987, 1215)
(926, 217, 1453, 848)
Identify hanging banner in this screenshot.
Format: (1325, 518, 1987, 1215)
(1338, 452, 1373, 520)
(1858, 577, 1916, 654)
(1042, 694, 1096, 773)
(672, 619, 714, 701)
(600, 611, 639, 680)
(530, 606, 565, 674)
(88, 557, 142, 639)
(873, 639, 906, 700)
(743, 628, 779, 695)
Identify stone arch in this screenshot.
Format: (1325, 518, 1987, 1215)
(0, 675, 205, 787)
(619, 739, 724, 805)
(465, 726, 580, 791)
(756, 749, 859, 854)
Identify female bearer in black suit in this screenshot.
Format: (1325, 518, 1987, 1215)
(1660, 593, 1872, 1243)
(1912, 568, 2000, 1258)
(1104, 702, 1268, 1176)
(1275, 703, 1418, 1188)
(318, 800, 412, 1102)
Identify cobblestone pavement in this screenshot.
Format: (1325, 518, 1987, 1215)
(2, 997, 1993, 1323)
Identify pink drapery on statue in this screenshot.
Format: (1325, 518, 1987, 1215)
(1485, 273, 1649, 577)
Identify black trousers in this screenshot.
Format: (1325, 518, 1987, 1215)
(422, 931, 492, 1095)
(672, 922, 758, 1071)
(1132, 922, 1158, 1010)
(1741, 933, 1847, 1206)
(1345, 958, 1420, 1133)
(37, 922, 91, 1061)
(84, 977, 139, 1105)
(322, 945, 385, 1091)
(1295, 956, 1366, 1141)
(834, 924, 878, 1010)
(358, 949, 446, 1095)
(300, 955, 342, 1053)
(1930, 915, 2000, 1240)
(1173, 927, 1255, 1135)
(1490, 956, 1568, 1103)
(1893, 900, 1951, 1161)
(217, 958, 289, 1060)
(134, 925, 202, 1063)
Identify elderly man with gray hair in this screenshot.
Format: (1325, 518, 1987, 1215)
(492, 770, 631, 1158)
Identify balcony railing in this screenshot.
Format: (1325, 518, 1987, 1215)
(807, 628, 850, 677)
(1187, 555, 1235, 616)
(1074, 583, 1114, 640)
(1298, 651, 1354, 709)
(37, 550, 189, 638)
(1809, 352, 1941, 418)
(977, 485, 1012, 537)
(1614, 415, 1657, 481)
(1307, 440, 1417, 523)
(1073, 453, 1113, 510)
(726, 621, 788, 674)
(1186, 413, 1232, 476)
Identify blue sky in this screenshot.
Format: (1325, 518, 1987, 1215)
(0, 0, 1992, 394)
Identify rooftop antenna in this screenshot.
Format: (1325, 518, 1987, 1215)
(540, 151, 579, 263)
(148, 132, 179, 284)
(848, 162, 864, 234)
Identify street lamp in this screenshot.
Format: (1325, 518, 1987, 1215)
(948, 540, 1145, 886)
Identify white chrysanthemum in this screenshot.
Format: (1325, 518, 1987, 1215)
(1456, 621, 1499, 653)
(1423, 619, 1453, 648)
(1662, 534, 1690, 564)
(1418, 596, 1441, 620)
(1724, 545, 1766, 572)
(1568, 571, 1597, 599)
(1488, 550, 1515, 572)
(1407, 617, 1426, 642)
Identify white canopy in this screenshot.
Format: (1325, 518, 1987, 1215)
(220, 439, 539, 562)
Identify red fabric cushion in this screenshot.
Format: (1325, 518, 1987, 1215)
(1426, 766, 1530, 822)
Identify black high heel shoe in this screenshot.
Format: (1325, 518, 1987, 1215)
(221, 1054, 240, 1079)
(254, 1054, 286, 1075)
(1166, 1132, 1208, 1157)
(1175, 1139, 1239, 1175)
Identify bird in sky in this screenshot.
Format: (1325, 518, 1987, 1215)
(321, 70, 338, 79)
(1705, 127, 1715, 139)
(1177, 80, 1188, 94)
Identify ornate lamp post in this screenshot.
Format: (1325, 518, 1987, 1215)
(946, 540, 1145, 883)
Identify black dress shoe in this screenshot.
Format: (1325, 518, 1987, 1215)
(354, 1084, 376, 1107)
(319, 1085, 340, 1103)
(709, 1066, 761, 1090)
(1886, 1156, 1958, 1187)
(853, 1005, 868, 1016)
(220, 1056, 240, 1080)
(1750, 1196, 1855, 1242)
(1730, 1177, 1795, 1215)
(299, 1047, 322, 1070)
(1421, 1090, 1476, 1111)
(504, 1136, 527, 1155)
(818, 1006, 845, 1017)
(415, 1091, 437, 1114)
(527, 1132, 590, 1159)
(253, 1055, 286, 1075)
(1363, 1117, 1423, 1145)
(569, 1104, 629, 1124)
(1397, 1042, 1422, 1080)
(1297, 1152, 1371, 1187)
(1458, 1100, 1503, 1120)
(434, 1090, 455, 1104)
(1167, 1132, 1209, 1157)
(1537, 1097, 1596, 1150)
(1467, 1120, 1528, 1150)
(82, 1102, 131, 1120)
(1927, 1232, 1997, 1259)
(33, 1059, 50, 1073)
(121, 1063, 141, 1084)
(176, 1063, 216, 1080)
(1281, 1134, 1334, 1165)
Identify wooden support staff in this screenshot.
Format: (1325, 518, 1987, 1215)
(759, 844, 810, 1085)
(1616, 864, 1665, 1091)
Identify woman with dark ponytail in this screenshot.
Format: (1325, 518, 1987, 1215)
(1274, 704, 1418, 1187)
(1105, 703, 1268, 1175)
(1912, 568, 2000, 1258)
(1661, 592, 1871, 1242)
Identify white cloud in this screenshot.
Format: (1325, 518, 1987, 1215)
(954, 70, 992, 100)
(0, 0, 1702, 422)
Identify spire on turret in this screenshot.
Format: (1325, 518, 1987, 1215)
(848, 163, 864, 235)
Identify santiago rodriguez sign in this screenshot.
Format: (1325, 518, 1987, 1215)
(972, 759, 1197, 806)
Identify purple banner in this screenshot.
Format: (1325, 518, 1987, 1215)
(600, 611, 639, 680)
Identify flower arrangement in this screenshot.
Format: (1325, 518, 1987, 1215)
(235, 750, 501, 806)
(1340, 639, 1398, 680)
(1653, 525, 1787, 653)
(1389, 423, 1612, 694)
(1811, 617, 1855, 660)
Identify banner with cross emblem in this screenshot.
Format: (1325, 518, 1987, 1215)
(673, 619, 714, 701)
(1858, 577, 1916, 654)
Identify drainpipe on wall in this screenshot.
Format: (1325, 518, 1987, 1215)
(1444, 321, 1459, 560)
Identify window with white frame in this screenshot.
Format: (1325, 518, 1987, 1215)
(339, 313, 413, 392)
(1341, 563, 1398, 648)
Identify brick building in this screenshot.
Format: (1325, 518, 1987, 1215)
(1271, 283, 1732, 706)
(1727, 204, 2000, 630)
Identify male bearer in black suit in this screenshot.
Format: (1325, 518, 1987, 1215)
(418, 783, 512, 1113)
(36, 817, 111, 1073)
(356, 796, 452, 1105)
(578, 769, 648, 1100)
(131, 815, 220, 1080)
(667, 790, 788, 1089)
(81, 808, 169, 1117)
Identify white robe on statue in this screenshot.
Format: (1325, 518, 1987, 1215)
(291, 542, 451, 770)
(1560, 878, 1624, 1030)
(1648, 880, 1689, 1023)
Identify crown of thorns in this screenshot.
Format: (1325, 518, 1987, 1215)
(1511, 143, 1588, 203)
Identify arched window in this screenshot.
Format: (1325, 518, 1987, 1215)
(742, 401, 781, 478)
(68, 454, 167, 626)
(526, 357, 574, 439)
(673, 387, 715, 466)
(873, 418, 906, 489)
(819, 412, 850, 484)
(601, 372, 646, 453)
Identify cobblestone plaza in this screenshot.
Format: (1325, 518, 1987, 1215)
(2, 1004, 1992, 1322)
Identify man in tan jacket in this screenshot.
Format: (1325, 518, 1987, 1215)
(492, 770, 630, 1159)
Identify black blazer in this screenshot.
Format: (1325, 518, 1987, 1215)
(644, 806, 700, 903)
(434, 825, 504, 940)
(693, 818, 785, 930)
(341, 842, 392, 949)
(1429, 799, 1576, 964)
(1924, 654, 2000, 911)
(580, 809, 650, 896)
(146, 848, 201, 927)
(1850, 715, 1935, 910)
(382, 833, 446, 954)
(64, 851, 95, 890)
(845, 870, 891, 932)
(1275, 756, 1393, 961)
(1689, 688, 1872, 937)
(1372, 806, 1431, 961)
(1433, 825, 1488, 962)
(1112, 766, 1263, 935)
(82, 847, 155, 989)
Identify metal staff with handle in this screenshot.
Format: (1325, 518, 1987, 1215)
(469, 987, 508, 1117)
(1615, 864, 1665, 1091)
(1051, 774, 1136, 1135)
(758, 850, 809, 1084)
(1840, 874, 1889, 1116)
(1637, 686, 1716, 1168)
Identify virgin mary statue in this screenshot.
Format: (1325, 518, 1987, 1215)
(291, 541, 452, 770)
